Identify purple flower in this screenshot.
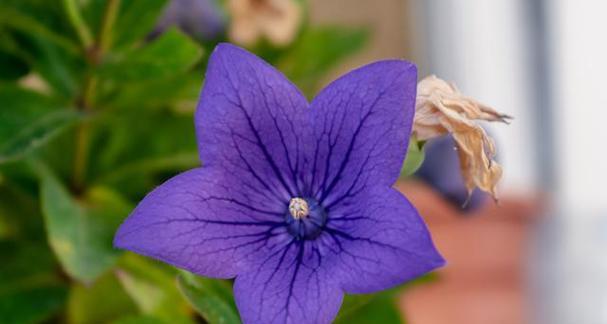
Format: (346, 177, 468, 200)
(114, 44, 444, 324)
(154, 0, 226, 41)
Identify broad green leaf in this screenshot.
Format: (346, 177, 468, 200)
(116, 254, 194, 324)
(0, 283, 68, 324)
(38, 165, 131, 283)
(401, 139, 425, 177)
(0, 110, 82, 164)
(113, 0, 168, 49)
(99, 29, 203, 82)
(67, 272, 138, 324)
(177, 272, 240, 324)
(0, 85, 64, 142)
(0, 85, 78, 166)
(89, 108, 197, 199)
(278, 26, 368, 95)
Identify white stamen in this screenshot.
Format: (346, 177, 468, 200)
(289, 198, 309, 220)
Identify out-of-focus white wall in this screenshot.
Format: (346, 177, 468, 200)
(417, 0, 607, 323)
(413, 0, 538, 194)
(549, 0, 607, 215)
(547, 1, 607, 323)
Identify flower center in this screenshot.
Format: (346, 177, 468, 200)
(289, 198, 309, 219)
(285, 197, 326, 240)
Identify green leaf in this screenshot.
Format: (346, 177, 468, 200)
(0, 4, 80, 54)
(101, 72, 201, 111)
(115, 254, 194, 324)
(80, 0, 107, 38)
(89, 108, 197, 199)
(99, 152, 199, 185)
(0, 86, 64, 142)
(0, 2, 85, 97)
(0, 110, 82, 164)
(0, 240, 59, 291)
(0, 85, 79, 167)
(0, 283, 68, 324)
(0, 181, 46, 240)
(25, 35, 84, 98)
(0, 50, 29, 80)
(112, 315, 167, 324)
(335, 274, 437, 324)
(335, 294, 403, 324)
(177, 272, 240, 324)
(278, 26, 369, 95)
(67, 272, 138, 324)
(99, 29, 203, 82)
(38, 165, 131, 283)
(400, 139, 425, 177)
(0, 237, 67, 323)
(113, 0, 168, 49)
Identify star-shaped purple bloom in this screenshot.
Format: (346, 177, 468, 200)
(114, 43, 444, 324)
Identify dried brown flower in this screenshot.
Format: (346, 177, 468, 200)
(228, 0, 302, 46)
(413, 75, 512, 201)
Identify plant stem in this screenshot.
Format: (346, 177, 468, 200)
(72, 77, 96, 192)
(71, 0, 120, 192)
(62, 0, 93, 49)
(98, 0, 120, 56)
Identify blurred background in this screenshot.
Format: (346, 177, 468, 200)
(1, 0, 605, 323)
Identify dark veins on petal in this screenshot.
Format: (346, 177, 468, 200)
(118, 45, 434, 323)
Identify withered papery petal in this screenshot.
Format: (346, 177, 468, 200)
(228, 0, 301, 46)
(259, 0, 301, 46)
(412, 75, 510, 200)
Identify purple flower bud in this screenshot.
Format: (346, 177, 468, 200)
(154, 0, 226, 41)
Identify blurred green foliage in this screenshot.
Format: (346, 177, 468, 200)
(0, 0, 427, 323)
(401, 138, 425, 177)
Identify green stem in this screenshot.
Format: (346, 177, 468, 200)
(97, 0, 120, 56)
(62, 0, 93, 49)
(71, 78, 96, 192)
(71, 0, 119, 192)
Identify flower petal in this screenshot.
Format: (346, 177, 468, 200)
(234, 240, 343, 324)
(307, 60, 417, 206)
(324, 185, 444, 293)
(114, 167, 291, 279)
(196, 43, 311, 202)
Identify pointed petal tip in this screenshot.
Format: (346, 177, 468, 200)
(112, 221, 130, 251)
(432, 252, 447, 269)
(213, 42, 243, 53)
(210, 42, 253, 62)
(364, 59, 417, 76)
